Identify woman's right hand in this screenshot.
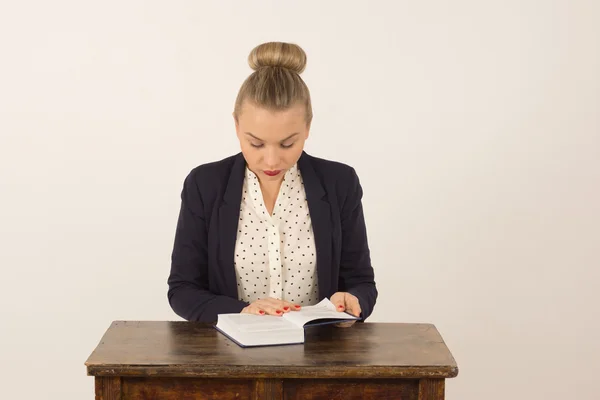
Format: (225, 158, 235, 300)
(241, 298, 302, 316)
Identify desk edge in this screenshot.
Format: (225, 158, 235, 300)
(86, 364, 459, 379)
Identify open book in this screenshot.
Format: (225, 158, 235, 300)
(215, 298, 360, 347)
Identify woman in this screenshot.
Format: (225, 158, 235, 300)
(167, 42, 377, 324)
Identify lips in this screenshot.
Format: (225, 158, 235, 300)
(263, 170, 282, 176)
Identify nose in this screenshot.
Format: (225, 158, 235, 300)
(264, 147, 281, 169)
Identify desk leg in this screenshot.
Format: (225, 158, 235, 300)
(418, 379, 445, 400)
(95, 377, 122, 400)
(254, 379, 283, 400)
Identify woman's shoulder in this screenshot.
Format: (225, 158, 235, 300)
(300, 153, 364, 205)
(190, 152, 241, 173)
(185, 153, 242, 181)
(179, 153, 244, 201)
(302, 152, 360, 182)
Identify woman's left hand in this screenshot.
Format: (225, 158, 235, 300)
(330, 292, 361, 328)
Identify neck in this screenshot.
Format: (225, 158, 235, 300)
(258, 176, 284, 196)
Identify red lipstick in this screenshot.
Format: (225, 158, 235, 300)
(264, 170, 281, 177)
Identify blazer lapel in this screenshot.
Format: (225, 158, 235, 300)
(298, 152, 332, 301)
(218, 153, 246, 298)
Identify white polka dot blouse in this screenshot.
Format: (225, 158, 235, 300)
(234, 164, 319, 306)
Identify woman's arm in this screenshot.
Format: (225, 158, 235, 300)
(337, 167, 378, 320)
(167, 172, 247, 323)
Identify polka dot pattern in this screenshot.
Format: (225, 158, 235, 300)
(234, 164, 319, 306)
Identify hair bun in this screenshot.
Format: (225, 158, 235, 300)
(248, 42, 307, 74)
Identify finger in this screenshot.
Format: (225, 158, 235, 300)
(276, 299, 292, 313)
(329, 292, 344, 310)
(252, 307, 266, 316)
(242, 306, 265, 315)
(263, 298, 296, 314)
(263, 303, 284, 316)
(262, 298, 284, 308)
(346, 296, 362, 317)
(330, 294, 346, 312)
(279, 299, 301, 312)
(254, 299, 283, 316)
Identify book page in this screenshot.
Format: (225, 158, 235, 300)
(219, 314, 298, 333)
(283, 298, 359, 327)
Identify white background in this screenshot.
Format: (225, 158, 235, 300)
(1, 1, 599, 399)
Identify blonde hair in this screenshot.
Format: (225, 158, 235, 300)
(233, 42, 313, 125)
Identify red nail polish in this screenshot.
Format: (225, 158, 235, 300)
(283, 307, 289, 311)
(259, 310, 265, 314)
(276, 310, 282, 314)
(338, 305, 344, 309)
(294, 305, 301, 308)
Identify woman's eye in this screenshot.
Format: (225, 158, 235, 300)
(250, 142, 293, 149)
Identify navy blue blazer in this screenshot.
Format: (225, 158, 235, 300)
(167, 151, 377, 323)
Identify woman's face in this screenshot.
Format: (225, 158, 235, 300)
(235, 101, 309, 183)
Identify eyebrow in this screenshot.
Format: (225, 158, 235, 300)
(244, 132, 300, 142)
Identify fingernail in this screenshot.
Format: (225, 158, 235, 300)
(338, 305, 344, 309)
(259, 310, 265, 315)
(276, 310, 282, 314)
(294, 305, 301, 308)
(283, 307, 290, 311)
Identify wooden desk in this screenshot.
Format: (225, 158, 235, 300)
(85, 321, 458, 399)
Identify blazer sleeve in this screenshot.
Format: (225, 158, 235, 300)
(338, 167, 378, 320)
(167, 171, 248, 322)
